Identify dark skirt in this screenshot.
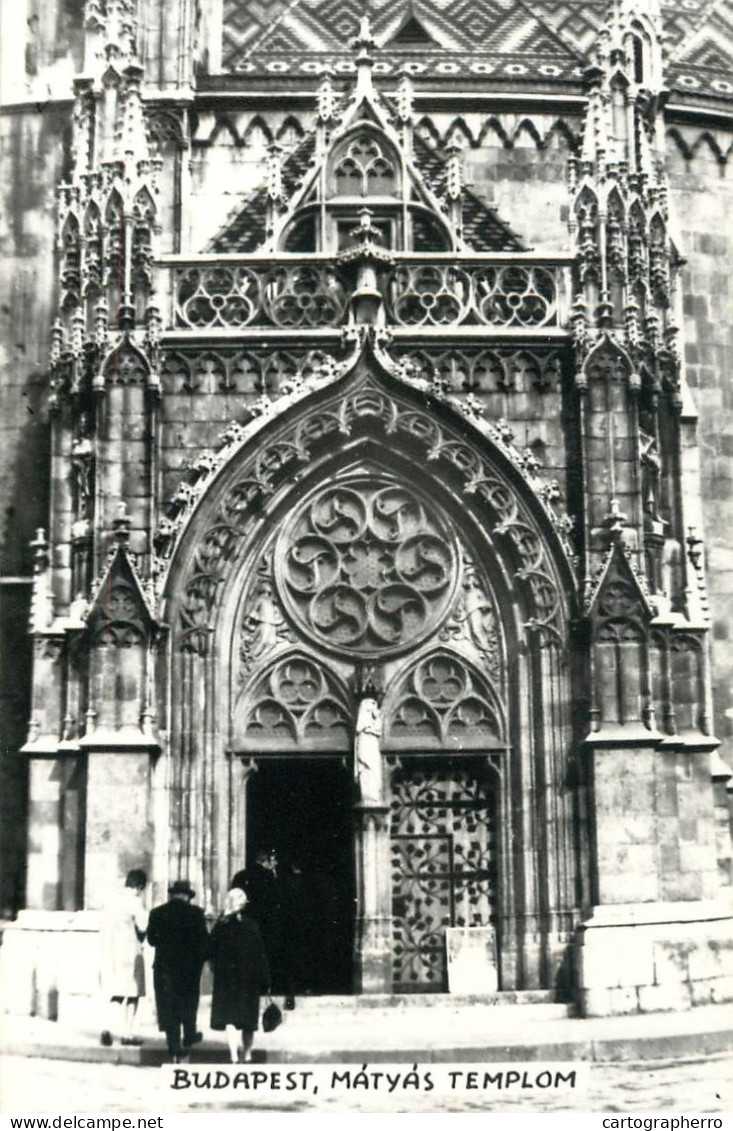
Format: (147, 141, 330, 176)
(210, 989, 261, 1032)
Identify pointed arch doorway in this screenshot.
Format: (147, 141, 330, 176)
(245, 756, 355, 994)
(228, 462, 512, 995)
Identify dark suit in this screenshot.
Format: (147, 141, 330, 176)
(147, 898, 209, 1057)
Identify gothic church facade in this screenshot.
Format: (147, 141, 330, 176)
(1, 0, 732, 1017)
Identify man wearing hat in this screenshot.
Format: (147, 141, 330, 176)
(147, 880, 210, 1062)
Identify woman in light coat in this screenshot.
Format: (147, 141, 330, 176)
(99, 868, 148, 1047)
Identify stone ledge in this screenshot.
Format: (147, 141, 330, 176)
(581, 901, 733, 927)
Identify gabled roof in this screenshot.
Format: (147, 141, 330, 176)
(209, 117, 526, 254)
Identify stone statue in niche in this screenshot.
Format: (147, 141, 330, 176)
(640, 429, 663, 529)
(442, 562, 501, 684)
(354, 696, 383, 805)
(463, 566, 497, 654)
(71, 412, 94, 523)
(240, 569, 292, 678)
(249, 580, 285, 655)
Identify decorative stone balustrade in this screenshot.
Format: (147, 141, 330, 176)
(167, 256, 567, 333)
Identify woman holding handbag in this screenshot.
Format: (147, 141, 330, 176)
(209, 888, 271, 1063)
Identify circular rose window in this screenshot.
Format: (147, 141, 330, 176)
(274, 476, 459, 658)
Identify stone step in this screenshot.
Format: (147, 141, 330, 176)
(280, 990, 560, 1011)
(273, 1002, 575, 1028)
(271, 995, 570, 1022)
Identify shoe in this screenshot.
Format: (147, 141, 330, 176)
(121, 1037, 144, 1046)
(100, 1031, 113, 1047)
(284, 996, 295, 1011)
(183, 1031, 203, 1047)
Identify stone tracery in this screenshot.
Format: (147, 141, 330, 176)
(275, 476, 459, 658)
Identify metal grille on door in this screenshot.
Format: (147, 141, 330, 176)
(390, 764, 496, 991)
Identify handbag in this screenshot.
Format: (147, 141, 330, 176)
(262, 998, 283, 1033)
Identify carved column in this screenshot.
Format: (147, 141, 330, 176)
(353, 803, 392, 993)
(226, 756, 258, 898)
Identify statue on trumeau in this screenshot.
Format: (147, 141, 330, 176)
(354, 696, 383, 805)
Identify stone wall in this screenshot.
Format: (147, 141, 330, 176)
(0, 103, 66, 914)
(667, 129, 733, 766)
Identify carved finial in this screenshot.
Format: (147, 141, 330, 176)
(351, 13, 377, 98)
(602, 498, 628, 541)
(445, 142, 463, 201)
(686, 527, 703, 571)
(396, 70, 414, 123)
(112, 502, 131, 546)
(31, 528, 49, 572)
(351, 14, 376, 56)
(316, 70, 337, 124)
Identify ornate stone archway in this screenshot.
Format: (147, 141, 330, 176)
(160, 346, 582, 992)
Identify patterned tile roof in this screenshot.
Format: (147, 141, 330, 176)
(221, 0, 733, 102)
(209, 135, 316, 252)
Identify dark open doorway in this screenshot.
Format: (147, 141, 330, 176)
(246, 757, 355, 994)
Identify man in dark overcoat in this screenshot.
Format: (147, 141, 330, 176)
(147, 879, 210, 1062)
(231, 848, 294, 1007)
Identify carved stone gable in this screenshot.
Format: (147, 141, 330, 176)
(588, 543, 651, 643)
(87, 549, 153, 647)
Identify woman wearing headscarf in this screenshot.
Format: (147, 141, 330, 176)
(209, 887, 271, 1064)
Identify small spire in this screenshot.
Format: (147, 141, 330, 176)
(267, 142, 284, 203)
(316, 70, 337, 124)
(350, 14, 377, 100)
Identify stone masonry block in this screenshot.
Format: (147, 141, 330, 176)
(596, 842, 658, 875)
(679, 843, 717, 873)
(687, 936, 733, 982)
(597, 869, 659, 904)
(661, 872, 703, 901)
(690, 975, 733, 1006)
(578, 929, 655, 990)
(637, 981, 692, 1013)
(581, 986, 639, 1017)
(653, 939, 691, 984)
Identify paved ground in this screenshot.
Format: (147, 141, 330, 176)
(5, 1001, 733, 1065)
(1, 1051, 732, 1114)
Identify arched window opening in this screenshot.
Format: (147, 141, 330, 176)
(332, 133, 399, 198)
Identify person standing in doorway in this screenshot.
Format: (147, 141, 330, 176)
(147, 879, 210, 1063)
(231, 847, 295, 1009)
(280, 858, 311, 997)
(209, 887, 270, 1063)
(99, 868, 148, 1048)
